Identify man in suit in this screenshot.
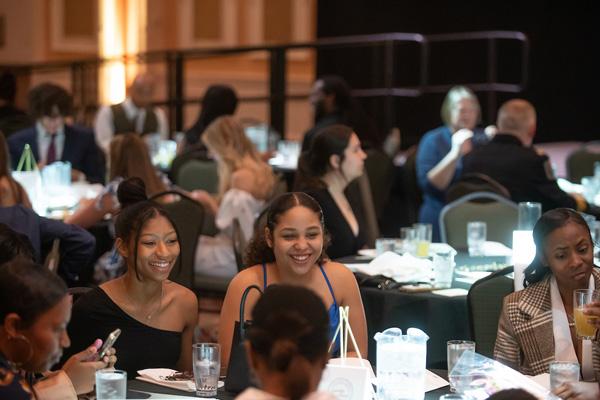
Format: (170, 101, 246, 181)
(94, 73, 168, 154)
(461, 99, 598, 216)
(8, 83, 105, 184)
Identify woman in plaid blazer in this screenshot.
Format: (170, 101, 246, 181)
(494, 208, 600, 379)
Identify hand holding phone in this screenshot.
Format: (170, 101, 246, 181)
(97, 328, 121, 360)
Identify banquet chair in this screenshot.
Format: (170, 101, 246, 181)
(446, 173, 511, 203)
(345, 173, 379, 248)
(150, 190, 230, 295)
(439, 192, 518, 249)
(566, 141, 600, 183)
(176, 159, 219, 194)
(364, 148, 394, 221)
(467, 266, 514, 358)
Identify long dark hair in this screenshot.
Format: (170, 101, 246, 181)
(185, 85, 238, 146)
(247, 285, 329, 400)
(0, 259, 67, 328)
(244, 192, 330, 266)
(115, 177, 180, 280)
(295, 124, 353, 191)
(523, 208, 593, 287)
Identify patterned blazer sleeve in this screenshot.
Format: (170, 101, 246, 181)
(494, 296, 521, 370)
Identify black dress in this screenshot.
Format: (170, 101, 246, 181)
(306, 188, 366, 259)
(61, 287, 181, 377)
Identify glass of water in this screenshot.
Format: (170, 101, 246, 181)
(549, 361, 580, 391)
(467, 221, 486, 256)
(447, 340, 475, 392)
(95, 369, 127, 400)
(193, 343, 220, 397)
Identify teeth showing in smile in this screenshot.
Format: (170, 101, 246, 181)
(291, 254, 310, 263)
(150, 261, 170, 269)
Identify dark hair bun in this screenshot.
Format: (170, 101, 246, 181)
(270, 339, 298, 371)
(117, 177, 148, 209)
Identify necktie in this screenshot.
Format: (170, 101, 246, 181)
(47, 134, 56, 164)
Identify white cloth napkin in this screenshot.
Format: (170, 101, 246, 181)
(366, 251, 433, 282)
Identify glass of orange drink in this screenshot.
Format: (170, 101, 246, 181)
(573, 289, 600, 339)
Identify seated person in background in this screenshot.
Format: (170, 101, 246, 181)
(0, 205, 95, 286)
(8, 83, 105, 184)
(302, 75, 380, 152)
(192, 116, 275, 278)
(416, 85, 493, 241)
(0, 222, 35, 264)
(0, 132, 30, 207)
(295, 124, 367, 259)
(219, 192, 367, 373)
(0, 69, 32, 138)
(494, 208, 600, 379)
(0, 259, 116, 400)
(184, 84, 238, 149)
(94, 73, 168, 154)
(461, 99, 599, 217)
(236, 285, 336, 400)
(62, 178, 198, 377)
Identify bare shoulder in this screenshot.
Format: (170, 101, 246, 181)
(227, 265, 263, 294)
(230, 168, 257, 192)
(322, 260, 356, 281)
(166, 281, 198, 312)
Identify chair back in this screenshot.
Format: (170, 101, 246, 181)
(232, 217, 248, 272)
(467, 266, 514, 358)
(149, 190, 205, 289)
(401, 146, 422, 225)
(364, 148, 394, 221)
(345, 173, 379, 248)
(439, 192, 518, 249)
(566, 141, 600, 183)
(446, 173, 511, 203)
(176, 159, 219, 193)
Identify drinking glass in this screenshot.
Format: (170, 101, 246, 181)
(447, 340, 475, 392)
(95, 369, 127, 400)
(376, 238, 397, 256)
(549, 361, 580, 390)
(518, 202, 542, 230)
(467, 221, 486, 257)
(400, 227, 416, 254)
(193, 343, 220, 397)
(413, 223, 432, 258)
(573, 289, 600, 339)
(433, 251, 455, 289)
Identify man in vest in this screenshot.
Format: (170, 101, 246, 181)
(94, 73, 168, 153)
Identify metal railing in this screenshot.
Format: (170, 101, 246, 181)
(1, 31, 528, 137)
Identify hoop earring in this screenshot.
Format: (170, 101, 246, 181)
(6, 334, 34, 367)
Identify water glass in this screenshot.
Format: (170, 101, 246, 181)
(376, 238, 397, 256)
(413, 223, 432, 258)
(433, 251, 455, 289)
(573, 289, 600, 339)
(400, 227, 416, 254)
(467, 221, 486, 257)
(517, 202, 541, 230)
(95, 369, 127, 400)
(193, 343, 220, 397)
(549, 361, 580, 390)
(447, 340, 475, 391)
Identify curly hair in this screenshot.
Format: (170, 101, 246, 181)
(244, 192, 330, 266)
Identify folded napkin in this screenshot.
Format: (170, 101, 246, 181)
(137, 368, 195, 392)
(364, 252, 433, 283)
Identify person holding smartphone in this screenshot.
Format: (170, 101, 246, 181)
(0, 259, 116, 399)
(61, 177, 198, 377)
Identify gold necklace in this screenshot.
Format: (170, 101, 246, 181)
(122, 279, 164, 321)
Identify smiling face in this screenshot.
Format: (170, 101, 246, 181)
(339, 133, 367, 182)
(450, 98, 478, 131)
(120, 214, 180, 282)
(542, 221, 594, 292)
(21, 295, 72, 372)
(267, 205, 324, 277)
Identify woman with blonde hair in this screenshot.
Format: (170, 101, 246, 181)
(0, 132, 30, 207)
(193, 116, 275, 277)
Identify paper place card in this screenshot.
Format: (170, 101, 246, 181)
(318, 363, 372, 400)
(432, 288, 469, 297)
(425, 370, 449, 392)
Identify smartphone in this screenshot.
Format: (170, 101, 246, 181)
(97, 328, 121, 360)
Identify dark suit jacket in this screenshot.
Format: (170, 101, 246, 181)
(8, 124, 105, 184)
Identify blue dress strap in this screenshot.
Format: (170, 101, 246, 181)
(261, 261, 268, 291)
(318, 263, 338, 308)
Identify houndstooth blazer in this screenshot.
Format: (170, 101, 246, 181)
(494, 268, 600, 377)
